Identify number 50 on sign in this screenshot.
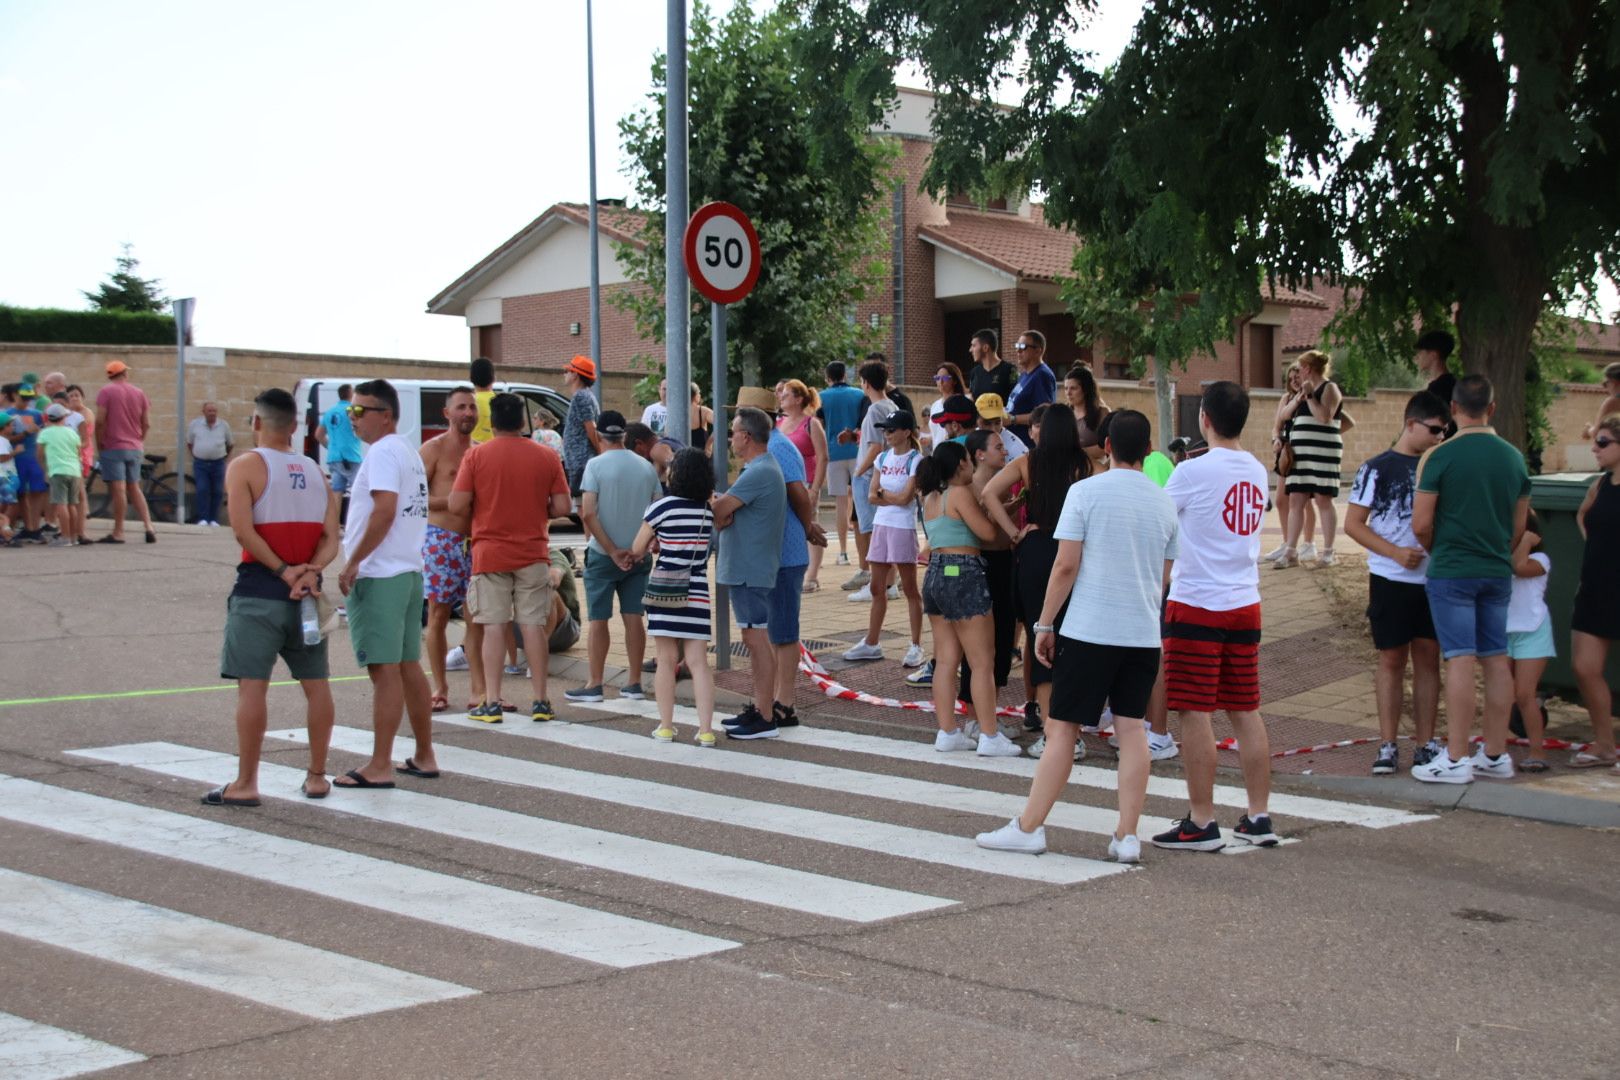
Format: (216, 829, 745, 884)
(683, 202, 762, 305)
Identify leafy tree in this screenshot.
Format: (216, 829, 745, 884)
(615, 1, 894, 394)
(795, 0, 1620, 448)
(83, 243, 169, 315)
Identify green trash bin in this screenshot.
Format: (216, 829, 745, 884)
(1530, 472, 1619, 699)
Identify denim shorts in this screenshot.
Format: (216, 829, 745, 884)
(851, 472, 877, 534)
(768, 563, 806, 646)
(1425, 576, 1511, 660)
(99, 448, 142, 484)
(328, 458, 358, 494)
(922, 552, 991, 621)
(729, 584, 772, 629)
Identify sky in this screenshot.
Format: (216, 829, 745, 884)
(9, 3, 1598, 363)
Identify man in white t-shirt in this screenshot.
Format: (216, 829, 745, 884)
(1153, 382, 1277, 853)
(977, 411, 1178, 863)
(1344, 391, 1450, 776)
(640, 379, 670, 436)
(335, 379, 437, 788)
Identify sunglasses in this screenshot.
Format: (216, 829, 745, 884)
(348, 404, 386, 418)
(934, 375, 953, 383)
(1014, 342, 1037, 351)
(1597, 437, 1617, 450)
(1417, 422, 1447, 437)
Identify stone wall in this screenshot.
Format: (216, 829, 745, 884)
(0, 343, 646, 467)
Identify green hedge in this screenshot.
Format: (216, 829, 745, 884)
(0, 305, 176, 345)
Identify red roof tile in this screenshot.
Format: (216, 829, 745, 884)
(917, 206, 1080, 282)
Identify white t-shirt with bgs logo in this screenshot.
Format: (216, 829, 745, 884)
(1164, 446, 1267, 611)
(341, 432, 428, 580)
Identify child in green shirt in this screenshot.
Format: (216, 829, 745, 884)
(37, 404, 83, 547)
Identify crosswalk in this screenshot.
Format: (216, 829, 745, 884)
(2, 708, 1434, 1074)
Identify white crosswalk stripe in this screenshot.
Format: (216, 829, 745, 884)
(68, 742, 956, 922)
(0, 867, 476, 1020)
(565, 699, 1435, 829)
(0, 773, 737, 968)
(431, 712, 1271, 853)
(0, 1011, 144, 1080)
(269, 726, 1127, 885)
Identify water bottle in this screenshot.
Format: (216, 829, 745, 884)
(300, 596, 322, 645)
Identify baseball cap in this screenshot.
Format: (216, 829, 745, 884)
(936, 394, 977, 426)
(16, 384, 36, 398)
(876, 409, 917, 432)
(105, 360, 130, 377)
(597, 410, 627, 437)
(564, 355, 596, 380)
(45, 403, 69, 420)
(974, 393, 1008, 421)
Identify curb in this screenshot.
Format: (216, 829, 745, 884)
(1287, 773, 1620, 830)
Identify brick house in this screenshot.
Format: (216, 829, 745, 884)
(428, 88, 1332, 393)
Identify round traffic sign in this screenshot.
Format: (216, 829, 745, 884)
(683, 202, 761, 305)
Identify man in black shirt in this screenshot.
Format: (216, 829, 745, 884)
(1415, 330, 1457, 438)
(966, 329, 1016, 403)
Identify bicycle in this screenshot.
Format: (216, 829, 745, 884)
(86, 453, 197, 524)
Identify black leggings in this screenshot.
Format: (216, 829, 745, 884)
(960, 548, 1015, 701)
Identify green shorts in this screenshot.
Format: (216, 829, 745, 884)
(348, 571, 424, 667)
(221, 594, 330, 682)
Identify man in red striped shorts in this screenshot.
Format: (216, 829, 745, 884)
(1154, 382, 1279, 852)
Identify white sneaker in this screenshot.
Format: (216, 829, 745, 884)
(836, 552, 850, 566)
(1148, 734, 1180, 761)
(841, 569, 870, 591)
(1028, 735, 1045, 758)
(1261, 544, 1287, 562)
(975, 732, 1023, 758)
(847, 585, 873, 603)
(1469, 746, 1517, 779)
(998, 720, 1024, 742)
(445, 645, 469, 672)
(901, 643, 925, 668)
(1412, 751, 1473, 784)
(886, 583, 900, 600)
(976, 817, 1046, 854)
(1299, 541, 1319, 562)
(1107, 834, 1142, 864)
(934, 728, 977, 752)
(1317, 548, 1336, 567)
(841, 640, 884, 662)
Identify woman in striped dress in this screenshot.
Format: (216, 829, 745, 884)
(1274, 349, 1342, 568)
(629, 448, 717, 745)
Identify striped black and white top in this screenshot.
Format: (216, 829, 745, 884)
(642, 496, 713, 640)
(1285, 384, 1344, 497)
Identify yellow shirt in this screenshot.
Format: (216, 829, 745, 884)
(471, 389, 495, 444)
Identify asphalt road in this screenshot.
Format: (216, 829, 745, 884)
(1, 528, 1615, 1080)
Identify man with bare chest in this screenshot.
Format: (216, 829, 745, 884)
(420, 386, 481, 713)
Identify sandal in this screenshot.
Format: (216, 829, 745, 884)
(801, 580, 821, 594)
(429, 694, 449, 713)
(1519, 758, 1550, 774)
(1569, 751, 1618, 768)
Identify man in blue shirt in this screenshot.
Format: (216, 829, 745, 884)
(1005, 330, 1057, 446)
(712, 404, 786, 739)
(817, 361, 863, 576)
(317, 383, 364, 521)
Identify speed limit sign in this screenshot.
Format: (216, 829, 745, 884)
(683, 202, 761, 305)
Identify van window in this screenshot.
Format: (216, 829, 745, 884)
(421, 389, 449, 443)
(516, 390, 567, 435)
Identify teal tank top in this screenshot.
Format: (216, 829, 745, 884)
(923, 511, 980, 550)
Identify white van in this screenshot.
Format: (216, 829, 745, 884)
(293, 378, 572, 467)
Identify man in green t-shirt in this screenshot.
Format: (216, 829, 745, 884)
(1411, 375, 1530, 785)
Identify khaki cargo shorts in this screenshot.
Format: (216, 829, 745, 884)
(467, 562, 555, 627)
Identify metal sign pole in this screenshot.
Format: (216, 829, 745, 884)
(664, 0, 690, 443)
(586, 0, 603, 408)
(711, 300, 730, 670)
(174, 298, 194, 525)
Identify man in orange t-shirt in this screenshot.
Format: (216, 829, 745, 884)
(450, 392, 570, 723)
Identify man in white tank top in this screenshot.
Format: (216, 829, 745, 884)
(202, 388, 341, 806)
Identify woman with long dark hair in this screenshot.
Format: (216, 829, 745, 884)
(926, 362, 969, 450)
(982, 406, 1090, 742)
(915, 441, 1020, 756)
(1065, 365, 1111, 465)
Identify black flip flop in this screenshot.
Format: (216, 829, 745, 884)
(396, 757, 440, 779)
(95, 535, 125, 544)
(145, 531, 157, 544)
(301, 777, 330, 799)
(200, 785, 260, 807)
(331, 768, 395, 790)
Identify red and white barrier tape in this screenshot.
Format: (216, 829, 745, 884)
(796, 645, 1596, 756)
